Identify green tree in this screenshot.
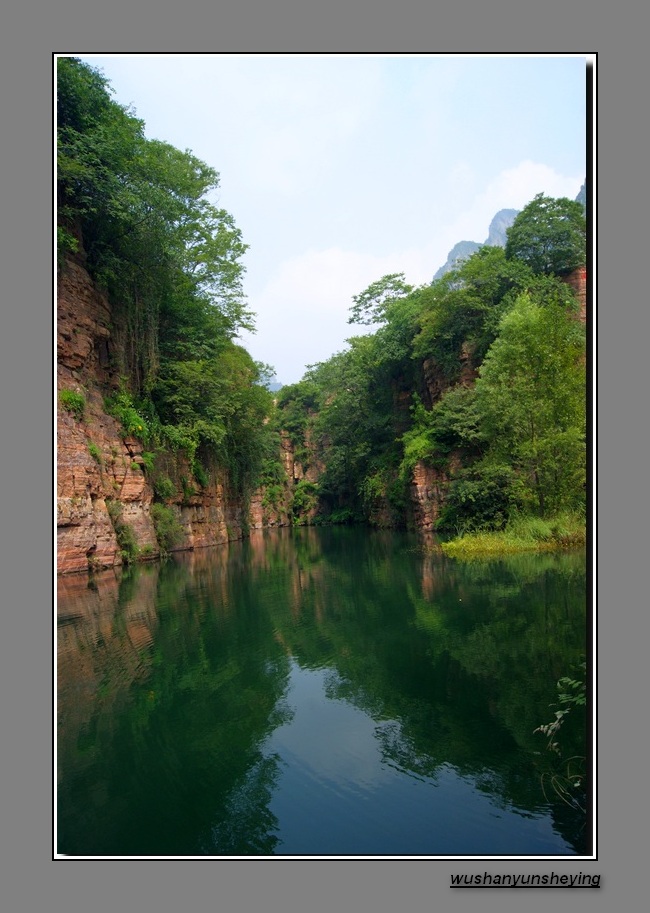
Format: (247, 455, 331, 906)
(474, 292, 586, 516)
(399, 385, 483, 480)
(58, 58, 274, 507)
(275, 380, 321, 449)
(58, 58, 251, 397)
(303, 324, 414, 524)
(412, 247, 534, 380)
(505, 193, 586, 276)
(348, 273, 413, 326)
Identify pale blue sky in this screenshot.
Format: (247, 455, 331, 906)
(75, 53, 588, 384)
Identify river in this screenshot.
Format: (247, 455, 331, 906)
(57, 526, 589, 857)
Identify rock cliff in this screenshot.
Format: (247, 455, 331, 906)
(57, 256, 292, 575)
(563, 265, 587, 323)
(58, 223, 588, 573)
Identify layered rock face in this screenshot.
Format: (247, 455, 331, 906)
(57, 403, 158, 574)
(410, 462, 447, 532)
(57, 259, 157, 574)
(57, 257, 290, 575)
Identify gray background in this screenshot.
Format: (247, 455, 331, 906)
(2, 2, 644, 911)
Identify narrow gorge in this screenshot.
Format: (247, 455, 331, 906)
(57, 59, 587, 574)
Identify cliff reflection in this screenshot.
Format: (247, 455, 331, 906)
(58, 559, 291, 855)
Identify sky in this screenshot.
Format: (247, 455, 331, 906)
(75, 53, 588, 385)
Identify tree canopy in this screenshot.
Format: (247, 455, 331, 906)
(504, 193, 586, 276)
(474, 292, 586, 515)
(58, 58, 273, 500)
(58, 57, 586, 536)
(276, 208, 587, 529)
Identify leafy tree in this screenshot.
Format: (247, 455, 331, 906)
(348, 273, 413, 326)
(274, 349, 391, 518)
(58, 58, 273, 507)
(58, 59, 251, 380)
(270, 201, 586, 532)
(473, 292, 586, 516)
(436, 464, 523, 533)
(60, 61, 588, 538)
(413, 246, 534, 379)
(275, 380, 321, 449)
(505, 193, 586, 276)
(399, 385, 483, 480)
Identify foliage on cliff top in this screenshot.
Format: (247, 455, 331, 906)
(58, 59, 587, 537)
(278, 195, 586, 533)
(504, 193, 586, 277)
(58, 58, 276, 501)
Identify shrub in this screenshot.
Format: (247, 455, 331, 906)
(59, 388, 86, 421)
(192, 459, 209, 489)
(105, 499, 139, 564)
(57, 225, 78, 267)
(535, 661, 586, 755)
(181, 475, 197, 503)
(534, 661, 587, 823)
(326, 506, 357, 525)
(436, 464, 522, 533)
(258, 454, 287, 511)
(261, 483, 284, 511)
(292, 479, 319, 522)
(104, 387, 150, 441)
(158, 423, 198, 458)
(154, 476, 176, 502)
(88, 441, 103, 464)
(151, 503, 184, 553)
(141, 451, 156, 474)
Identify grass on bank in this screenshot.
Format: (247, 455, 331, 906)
(440, 512, 586, 559)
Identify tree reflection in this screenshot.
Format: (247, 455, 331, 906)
(58, 561, 292, 856)
(257, 529, 588, 852)
(57, 530, 588, 855)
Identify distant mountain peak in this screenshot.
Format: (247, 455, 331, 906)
(432, 208, 518, 280)
(432, 184, 585, 281)
(485, 208, 519, 246)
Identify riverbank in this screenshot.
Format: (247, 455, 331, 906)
(440, 513, 586, 559)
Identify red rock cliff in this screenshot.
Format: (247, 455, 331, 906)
(57, 256, 289, 575)
(57, 258, 156, 574)
(563, 266, 587, 323)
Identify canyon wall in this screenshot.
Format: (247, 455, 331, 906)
(58, 254, 588, 574)
(57, 257, 153, 574)
(57, 256, 292, 575)
(408, 270, 587, 531)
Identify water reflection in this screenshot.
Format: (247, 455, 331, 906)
(57, 528, 588, 856)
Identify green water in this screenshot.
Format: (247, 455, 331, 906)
(57, 526, 589, 857)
